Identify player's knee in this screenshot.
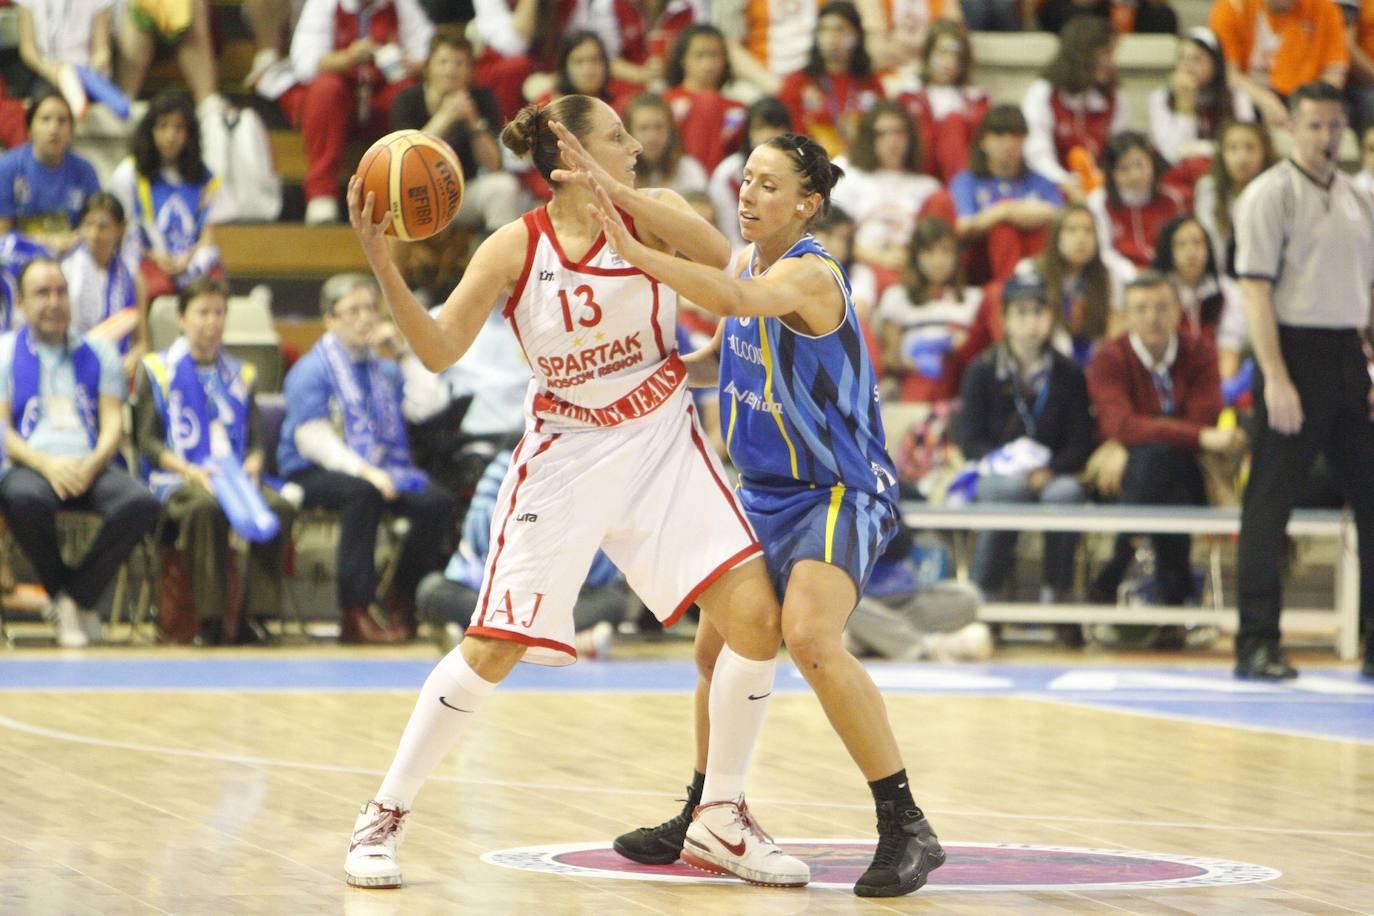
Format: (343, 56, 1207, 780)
(694, 641, 722, 681)
(782, 618, 840, 672)
(461, 634, 525, 682)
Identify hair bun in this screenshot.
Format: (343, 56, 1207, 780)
(501, 106, 542, 157)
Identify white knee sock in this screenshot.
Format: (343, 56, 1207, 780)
(376, 649, 498, 810)
(700, 646, 776, 804)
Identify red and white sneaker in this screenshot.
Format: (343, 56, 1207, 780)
(345, 800, 408, 888)
(682, 797, 810, 887)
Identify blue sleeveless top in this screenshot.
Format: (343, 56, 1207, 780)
(718, 235, 897, 501)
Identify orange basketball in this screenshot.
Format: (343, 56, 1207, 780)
(355, 130, 464, 241)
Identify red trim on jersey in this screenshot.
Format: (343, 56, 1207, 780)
(474, 426, 558, 629)
(533, 352, 686, 427)
(664, 543, 765, 627)
(503, 212, 540, 319)
(533, 205, 644, 276)
(687, 404, 756, 538)
(465, 627, 577, 662)
(649, 280, 667, 359)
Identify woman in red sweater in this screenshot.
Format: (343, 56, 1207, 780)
(778, 0, 884, 158)
(661, 24, 747, 174)
(1087, 131, 1185, 271)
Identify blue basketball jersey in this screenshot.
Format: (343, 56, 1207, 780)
(718, 235, 898, 501)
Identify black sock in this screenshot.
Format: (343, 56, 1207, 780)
(682, 770, 705, 813)
(869, 769, 917, 816)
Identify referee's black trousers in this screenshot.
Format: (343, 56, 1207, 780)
(1237, 327, 1374, 652)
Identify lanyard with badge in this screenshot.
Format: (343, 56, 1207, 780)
(200, 367, 235, 460)
(1010, 366, 1050, 439)
(43, 347, 84, 431)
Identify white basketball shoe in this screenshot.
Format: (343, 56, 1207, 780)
(345, 800, 409, 888)
(682, 797, 810, 887)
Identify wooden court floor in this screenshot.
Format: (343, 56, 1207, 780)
(0, 643, 1371, 915)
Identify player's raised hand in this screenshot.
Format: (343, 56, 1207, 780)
(586, 183, 643, 264)
(347, 175, 394, 266)
(548, 120, 623, 195)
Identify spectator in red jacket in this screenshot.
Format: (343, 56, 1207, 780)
(281, 0, 433, 225)
(894, 21, 989, 184)
(1087, 131, 1186, 271)
(778, 0, 885, 158)
(1085, 270, 1246, 605)
(1022, 16, 1128, 194)
(662, 24, 747, 173)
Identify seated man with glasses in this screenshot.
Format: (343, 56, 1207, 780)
(1084, 269, 1246, 607)
(277, 273, 456, 643)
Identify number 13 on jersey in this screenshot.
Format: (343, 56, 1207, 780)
(559, 285, 603, 332)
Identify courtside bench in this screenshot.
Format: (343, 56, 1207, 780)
(900, 503, 1358, 660)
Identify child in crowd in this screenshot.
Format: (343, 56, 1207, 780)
(109, 92, 233, 298)
(61, 193, 148, 375)
(1088, 132, 1185, 271)
(958, 266, 1095, 604)
(1193, 119, 1275, 275)
(971, 203, 1124, 367)
(894, 21, 988, 184)
(778, 1, 884, 158)
(1148, 27, 1254, 166)
(950, 104, 1062, 282)
(625, 93, 709, 195)
(876, 217, 984, 403)
(1022, 16, 1127, 193)
(661, 24, 747, 174)
(541, 31, 638, 110)
(1151, 214, 1248, 380)
(832, 102, 955, 274)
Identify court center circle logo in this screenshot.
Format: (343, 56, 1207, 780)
(481, 841, 1281, 891)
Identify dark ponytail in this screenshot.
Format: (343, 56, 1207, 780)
(762, 133, 844, 216)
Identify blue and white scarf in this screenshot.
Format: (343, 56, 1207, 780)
(10, 325, 100, 446)
(146, 337, 251, 468)
(62, 241, 138, 351)
(317, 331, 426, 491)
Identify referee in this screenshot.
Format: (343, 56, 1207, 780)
(1234, 81, 1374, 680)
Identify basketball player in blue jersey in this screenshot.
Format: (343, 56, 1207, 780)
(582, 132, 946, 897)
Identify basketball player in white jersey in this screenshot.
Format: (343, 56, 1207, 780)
(340, 94, 810, 890)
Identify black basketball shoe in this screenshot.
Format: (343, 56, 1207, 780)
(854, 802, 947, 897)
(613, 788, 698, 865)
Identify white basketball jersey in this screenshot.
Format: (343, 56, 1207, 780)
(504, 207, 687, 431)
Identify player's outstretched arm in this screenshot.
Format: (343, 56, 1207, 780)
(588, 183, 842, 329)
(348, 175, 519, 372)
(549, 120, 730, 267)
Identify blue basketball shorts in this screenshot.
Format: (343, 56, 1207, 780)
(737, 480, 898, 598)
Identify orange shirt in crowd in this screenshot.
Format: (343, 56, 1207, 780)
(1209, 0, 1348, 96)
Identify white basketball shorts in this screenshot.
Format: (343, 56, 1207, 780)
(466, 397, 762, 665)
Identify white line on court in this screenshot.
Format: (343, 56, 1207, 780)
(2, 712, 1371, 841)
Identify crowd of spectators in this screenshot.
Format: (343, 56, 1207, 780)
(0, 0, 1369, 660)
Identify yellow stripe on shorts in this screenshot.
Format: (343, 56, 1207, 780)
(824, 484, 846, 564)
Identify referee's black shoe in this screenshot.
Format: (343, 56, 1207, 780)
(854, 802, 946, 897)
(613, 788, 696, 864)
(1361, 635, 1374, 679)
(1234, 641, 1298, 680)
